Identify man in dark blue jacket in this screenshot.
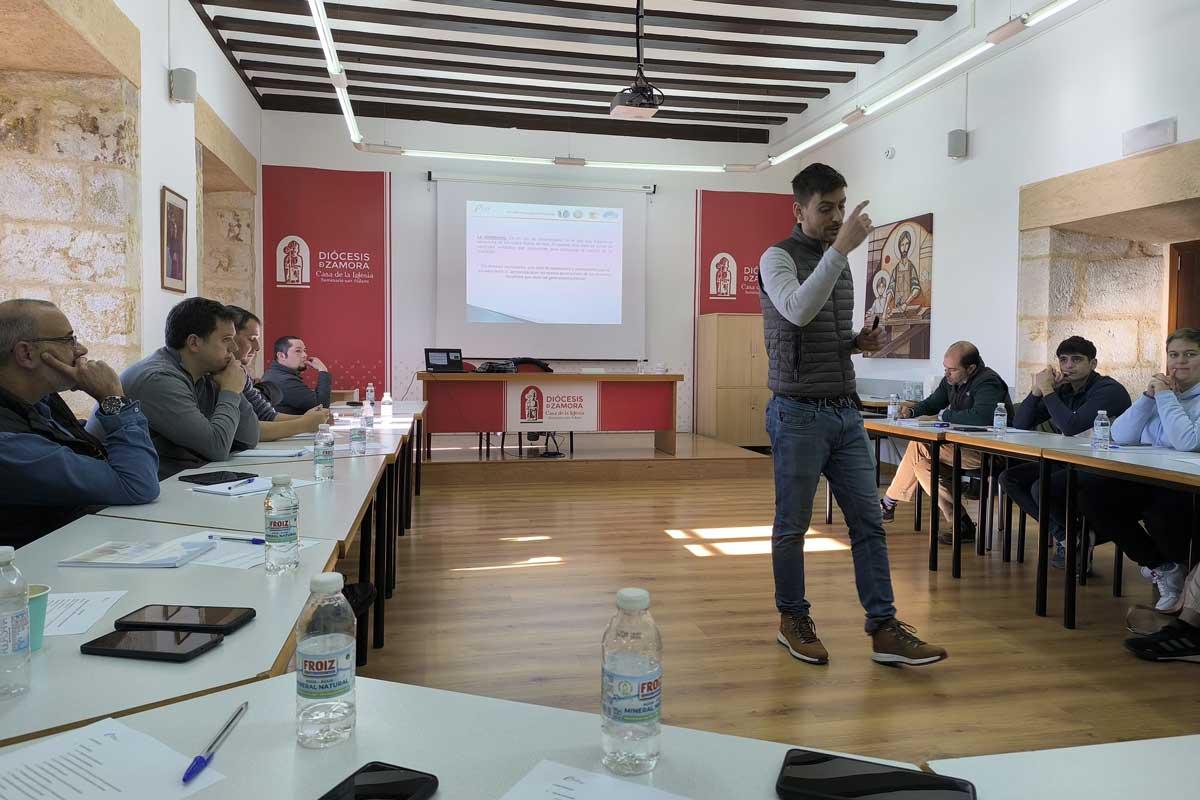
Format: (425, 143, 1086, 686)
(262, 336, 332, 415)
(1001, 336, 1131, 568)
(0, 299, 159, 546)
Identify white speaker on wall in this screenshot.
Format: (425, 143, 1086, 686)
(169, 68, 197, 104)
(947, 129, 969, 160)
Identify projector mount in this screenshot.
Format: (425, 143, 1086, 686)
(610, 0, 665, 118)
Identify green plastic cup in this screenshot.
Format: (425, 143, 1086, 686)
(27, 584, 50, 652)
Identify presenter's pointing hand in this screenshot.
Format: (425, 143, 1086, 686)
(832, 201, 873, 258)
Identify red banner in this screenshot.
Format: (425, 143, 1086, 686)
(694, 190, 796, 316)
(262, 166, 391, 394)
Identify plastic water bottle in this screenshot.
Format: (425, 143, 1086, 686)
(362, 402, 374, 432)
(296, 572, 356, 749)
(264, 476, 300, 575)
(637, 359, 647, 375)
(1092, 410, 1112, 451)
(887, 394, 900, 420)
(365, 383, 375, 407)
(601, 588, 662, 776)
(314, 424, 335, 481)
(349, 415, 367, 455)
(380, 392, 393, 418)
(993, 403, 1008, 434)
(0, 547, 30, 698)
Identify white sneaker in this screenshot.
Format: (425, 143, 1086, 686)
(1140, 563, 1184, 612)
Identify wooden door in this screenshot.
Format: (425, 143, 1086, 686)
(1170, 241, 1200, 330)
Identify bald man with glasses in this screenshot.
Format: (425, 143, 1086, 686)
(0, 299, 159, 546)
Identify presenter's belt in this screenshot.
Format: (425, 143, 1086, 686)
(776, 394, 859, 410)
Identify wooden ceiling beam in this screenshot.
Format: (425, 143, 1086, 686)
(252, 76, 787, 125)
(693, 0, 957, 21)
(259, 93, 771, 143)
(243, 64, 808, 114)
(212, 17, 863, 81)
(228, 39, 848, 89)
(204, 0, 916, 45)
(204, 3, 883, 62)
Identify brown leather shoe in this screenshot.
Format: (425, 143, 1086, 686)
(778, 614, 829, 665)
(871, 619, 947, 666)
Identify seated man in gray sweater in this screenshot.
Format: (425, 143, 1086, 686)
(102, 298, 260, 478)
(262, 336, 332, 415)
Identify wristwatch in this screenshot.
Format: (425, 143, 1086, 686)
(100, 395, 134, 416)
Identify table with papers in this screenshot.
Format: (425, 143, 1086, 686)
(0, 674, 918, 799)
(1, 516, 337, 748)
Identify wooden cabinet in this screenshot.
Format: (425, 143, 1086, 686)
(696, 314, 772, 446)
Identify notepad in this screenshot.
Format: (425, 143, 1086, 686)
(191, 477, 319, 496)
(59, 540, 215, 569)
(499, 761, 690, 800)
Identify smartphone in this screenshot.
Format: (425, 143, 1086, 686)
(114, 605, 256, 635)
(777, 749, 976, 799)
(80, 629, 223, 663)
(872, 315, 880, 330)
(178, 470, 257, 486)
(317, 762, 439, 800)
(951, 425, 990, 432)
(346, 400, 364, 407)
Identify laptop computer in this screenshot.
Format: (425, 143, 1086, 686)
(425, 348, 465, 373)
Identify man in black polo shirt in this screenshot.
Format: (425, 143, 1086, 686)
(1001, 336, 1131, 568)
(760, 164, 946, 668)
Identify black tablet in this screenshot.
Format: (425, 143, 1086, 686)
(80, 629, 223, 663)
(114, 605, 256, 635)
(178, 471, 257, 486)
(776, 749, 976, 799)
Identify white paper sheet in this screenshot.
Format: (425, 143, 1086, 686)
(178, 532, 323, 570)
(498, 761, 691, 800)
(229, 447, 307, 458)
(0, 718, 222, 799)
(42, 591, 127, 637)
(191, 477, 319, 497)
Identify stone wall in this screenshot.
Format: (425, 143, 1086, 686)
(1018, 227, 1165, 398)
(199, 188, 255, 312)
(0, 70, 140, 415)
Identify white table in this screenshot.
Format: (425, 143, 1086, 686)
(929, 735, 1200, 799)
(0, 516, 337, 748)
(97, 456, 386, 555)
(1, 675, 916, 798)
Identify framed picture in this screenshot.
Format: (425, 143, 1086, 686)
(160, 186, 188, 293)
(863, 213, 934, 360)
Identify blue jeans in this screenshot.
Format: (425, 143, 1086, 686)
(766, 395, 897, 633)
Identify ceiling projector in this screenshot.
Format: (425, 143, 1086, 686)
(610, 82, 662, 118)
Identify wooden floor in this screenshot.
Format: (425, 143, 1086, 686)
(354, 474, 1200, 766)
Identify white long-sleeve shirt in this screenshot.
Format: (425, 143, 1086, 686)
(758, 244, 850, 328)
(1111, 383, 1200, 451)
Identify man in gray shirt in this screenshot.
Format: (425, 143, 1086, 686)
(761, 163, 946, 669)
(104, 298, 260, 478)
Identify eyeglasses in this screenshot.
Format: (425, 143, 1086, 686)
(22, 334, 79, 348)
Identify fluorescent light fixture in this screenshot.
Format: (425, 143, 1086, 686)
(864, 41, 993, 116)
(333, 85, 361, 143)
(583, 160, 724, 173)
(1026, 0, 1085, 26)
(305, 0, 341, 72)
(553, 156, 586, 166)
(768, 122, 848, 166)
(400, 149, 556, 165)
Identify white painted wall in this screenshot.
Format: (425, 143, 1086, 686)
(111, 0, 261, 352)
(791, 0, 1200, 392)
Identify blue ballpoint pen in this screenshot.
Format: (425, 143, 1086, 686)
(182, 701, 249, 784)
(208, 534, 266, 545)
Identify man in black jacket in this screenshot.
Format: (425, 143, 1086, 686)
(880, 341, 1013, 543)
(262, 336, 332, 415)
(1001, 336, 1132, 569)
